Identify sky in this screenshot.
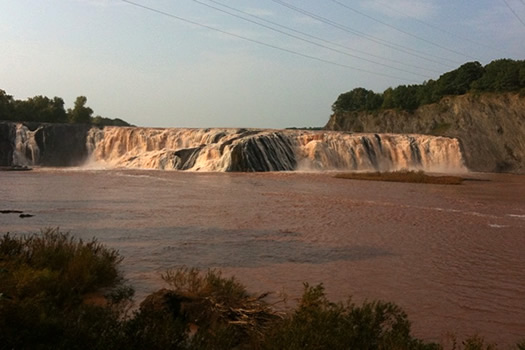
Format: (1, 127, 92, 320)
(1, 0, 524, 128)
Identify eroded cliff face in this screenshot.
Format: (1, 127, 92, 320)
(0, 122, 92, 167)
(325, 93, 525, 173)
(0, 122, 15, 166)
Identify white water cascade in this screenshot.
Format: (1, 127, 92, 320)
(12, 124, 41, 166)
(86, 127, 467, 173)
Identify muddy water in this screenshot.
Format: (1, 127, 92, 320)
(1, 169, 524, 345)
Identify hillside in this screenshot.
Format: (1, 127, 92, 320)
(325, 92, 525, 174)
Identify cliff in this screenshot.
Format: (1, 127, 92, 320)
(325, 93, 525, 174)
(0, 122, 92, 167)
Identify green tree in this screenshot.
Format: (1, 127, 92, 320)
(472, 59, 525, 92)
(332, 88, 383, 113)
(13, 95, 67, 123)
(416, 79, 438, 106)
(0, 89, 15, 120)
(68, 96, 93, 124)
(389, 85, 420, 111)
(433, 61, 484, 98)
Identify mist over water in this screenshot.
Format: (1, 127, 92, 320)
(1, 169, 524, 346)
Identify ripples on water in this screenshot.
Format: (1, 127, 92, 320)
(1, 169, 524, 346)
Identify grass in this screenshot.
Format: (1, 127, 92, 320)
(335, 170, 465, 185)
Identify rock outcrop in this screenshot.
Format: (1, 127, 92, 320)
(325, 93, 525, 173)
(0, 122, 15, 166)
(0, 121, 92, 167)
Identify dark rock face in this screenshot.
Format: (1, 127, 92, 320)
(227, 132, 297, 172)
(33, 123, 92, 166)
(173, 146, 204, 170)
(0, 122, 15, 166)
(325, 93, 525, 174)
(0, 122, 92, 167)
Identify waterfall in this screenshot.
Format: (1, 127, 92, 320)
(86, 127, 467, 173)
(12, 124, 41, 166)
(2, 123, 466, 172)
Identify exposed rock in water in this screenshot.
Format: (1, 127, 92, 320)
(325, 93, 525, 174)
(227, 132, 297, 171)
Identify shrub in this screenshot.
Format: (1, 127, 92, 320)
(161, 267, 280, 349)
(262, 283, 439, 350)
(0, 228, 132, 350)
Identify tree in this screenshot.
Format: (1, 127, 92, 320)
(432, 61, 484, 99)
(68, 96, 93, 124)
(13, 95, 67, 123)
(471, 59, 525, 92)
(383, 85, 420, 111)
(332, 88, 383, 113)
(0, 89, 15, 121)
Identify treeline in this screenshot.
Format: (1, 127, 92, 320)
(332, 58, 525, 113)
(0, 89, 131, 126)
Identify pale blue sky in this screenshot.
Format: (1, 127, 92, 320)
(1, 0, 524, 128)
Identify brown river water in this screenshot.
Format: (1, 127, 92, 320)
(1, 169, 524, 346)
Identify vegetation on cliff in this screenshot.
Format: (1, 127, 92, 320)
(0, 89, 131, 126)
(331, 59, 525, 114)
(1, 229, 524, 349)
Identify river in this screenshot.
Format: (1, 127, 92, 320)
(1, 169, 524, 346)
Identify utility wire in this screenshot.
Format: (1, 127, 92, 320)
(120, 0, 418, 82)
(502, 0, 525, 27)
(268, 0, 460, 67)
(328, 0, 477, 60)
(371, 0, 505, 52)
(203, 0, 442, 75)
(193, 0, 432, 79)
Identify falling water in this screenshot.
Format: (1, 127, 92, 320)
(8, 123, 466, 172)
(12, 124, 41, 166)
(86, 127, 467, 172)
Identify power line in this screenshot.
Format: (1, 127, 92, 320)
(328, 0, 477, 60)
(371, 0, 505, 52)
(119, 0, 418, 82)
(202, 0, 443, 75)
(268, 0, 460, 67)
(192, 0, 432, 79)
(502, 0, 525, 27)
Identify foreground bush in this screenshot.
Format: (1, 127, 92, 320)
(1, 230, 523, 349)
(126, 267, 279, 350)
(263, 283, 439, 350)
(0, 228, 133, 349)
